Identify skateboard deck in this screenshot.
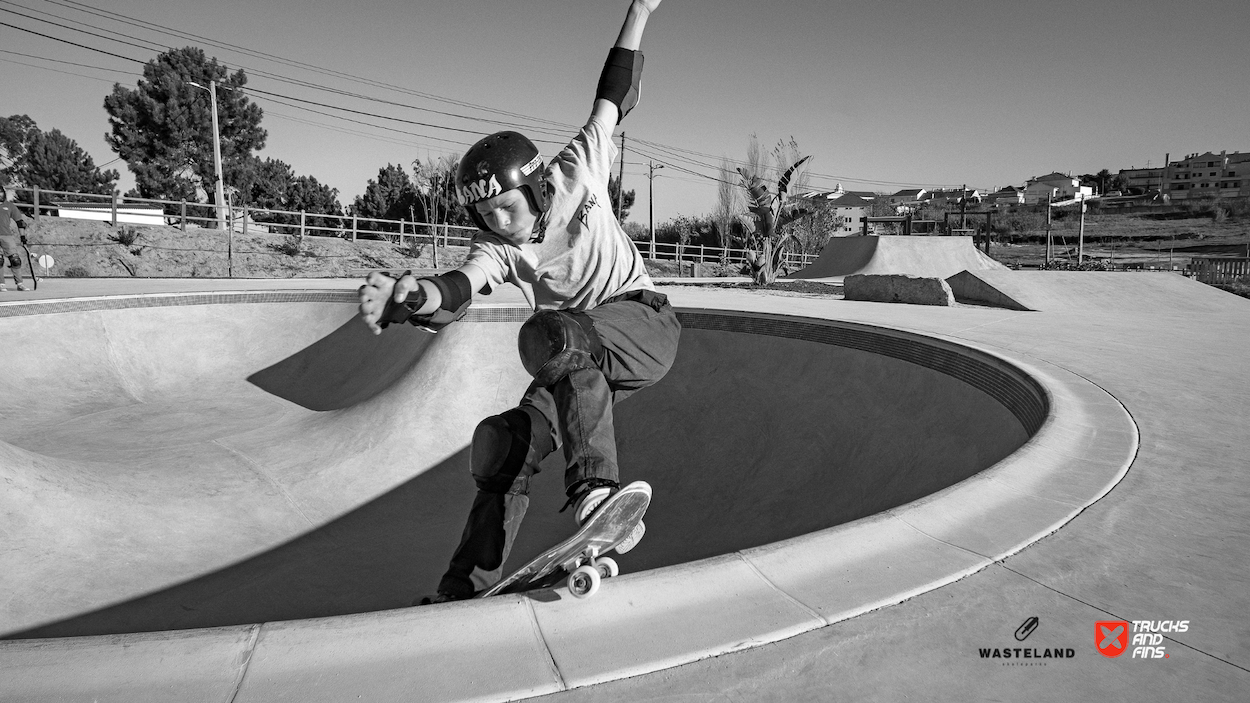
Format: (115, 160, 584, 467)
(478, 481, 651, 599)
(22, 244, 37, 291)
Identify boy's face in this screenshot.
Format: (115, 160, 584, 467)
(474, 189, 539, 245)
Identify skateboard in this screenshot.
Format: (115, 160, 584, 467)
(22, 244, 37, 291)
(478, 481, 651, 600)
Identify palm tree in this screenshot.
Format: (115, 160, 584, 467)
(737, 152, 811, 284)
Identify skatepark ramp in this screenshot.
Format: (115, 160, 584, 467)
(0, 289, 1141, 702)
(946, 269, 1237, 313)
(1, 293, 1043, 639)
(786, 235, 1007, 281)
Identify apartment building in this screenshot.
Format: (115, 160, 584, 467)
(1164, 151, 1250, 200)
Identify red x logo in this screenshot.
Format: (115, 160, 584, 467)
(1096, 620, 1130, 658)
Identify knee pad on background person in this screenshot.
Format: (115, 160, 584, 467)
(5, 254, 20, 268)
(470, 407, 550, 494)
(518, 310, 604, 387)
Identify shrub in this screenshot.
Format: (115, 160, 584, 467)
(271, 236, 302, 256)
(110, 226, 139, 247)
(64, 265, 90, 277)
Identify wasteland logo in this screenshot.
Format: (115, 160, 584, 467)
(978, 618, 1076, 665)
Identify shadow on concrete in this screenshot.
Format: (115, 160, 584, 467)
(247, 314, 437, 411)
(7, 319, 1036, 639)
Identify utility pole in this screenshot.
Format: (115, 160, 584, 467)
(1077, 193, 1086, 265)
(617, 131, 626, 220)
(1045, 192, 1053, 266)
(208, 80, 226, 231)
(648, 161, 663, 259)
(189, 80, 227, 230)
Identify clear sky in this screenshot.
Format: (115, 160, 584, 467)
(2, 0, 1248, 225)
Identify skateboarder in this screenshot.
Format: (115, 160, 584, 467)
(358, 0, 678, 602)
(0, 186, 31, 292)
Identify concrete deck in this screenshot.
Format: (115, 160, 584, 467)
(0, 273, 1246, 701)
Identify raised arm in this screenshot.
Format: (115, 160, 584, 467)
(591, 0, 662, 128)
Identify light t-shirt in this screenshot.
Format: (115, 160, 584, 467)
(464, 116, 654, 311)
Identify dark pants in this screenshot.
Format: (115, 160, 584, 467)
(0, 236, 24, 285)
(438, 291, 681, 598)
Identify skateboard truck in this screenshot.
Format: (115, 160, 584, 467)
(562, 546, 620, 599)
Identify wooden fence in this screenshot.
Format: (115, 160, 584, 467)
(1189, 257, 1250, 284)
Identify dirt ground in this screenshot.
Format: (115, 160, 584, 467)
(15, 215, 1247, 281)
(16, 219, 469, 279)
(987, 214, 1250, 269)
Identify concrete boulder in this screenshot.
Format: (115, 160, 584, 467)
(844, 274, 955, 306)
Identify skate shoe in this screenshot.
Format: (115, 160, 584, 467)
(16, 283, 29, 291)
(414, 591, 464, 606)
(0, 284, 7, 292)
(572, 484, 646, 555)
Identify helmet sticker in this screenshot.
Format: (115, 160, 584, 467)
(457, 174, 502, 204)
(520, 154, 543, 176)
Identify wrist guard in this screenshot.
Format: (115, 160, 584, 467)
(378, 270, 474, 333)
(596, 48, 644, 123)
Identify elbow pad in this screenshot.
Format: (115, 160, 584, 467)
(596, 48, 644, 123)
(379, 270, 474, 333)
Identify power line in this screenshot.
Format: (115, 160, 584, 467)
(5, 4, 960, 196)
(38, 0, 578, 131)
(27, 0, 946, 192)
(0, 47, 132, 75)
(0, 54, 122, 83)
(2, 0, 574, 140)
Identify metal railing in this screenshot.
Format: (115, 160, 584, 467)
(642, 240, 818, 270)
(9, 185, 820, 270)
(9, 185, 478, 248)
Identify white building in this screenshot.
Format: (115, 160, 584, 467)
(825, 193, 871, 235)
(1023, 173, 1092, 204)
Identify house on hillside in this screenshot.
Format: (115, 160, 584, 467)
(888, 188, 927, 210)
(1164, 150, 1250, 200)
(1118, 166, 1166, 195)
(987, 186, 1025, 207)
(925, 188, 981, 206)
(826, 193, 871, 235)
(1024, 172, 1092, 204)
(797, 190, 872, 236)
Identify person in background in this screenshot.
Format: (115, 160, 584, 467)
(0, 185, 31, 292)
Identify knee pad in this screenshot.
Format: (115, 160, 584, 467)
(518, 310, 603, 387)
(5, 254, 20, 268)
(470, 409, 536, 494)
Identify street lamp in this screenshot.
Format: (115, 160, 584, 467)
(187, 80, 226, 231)
(648, 161, 664, 259)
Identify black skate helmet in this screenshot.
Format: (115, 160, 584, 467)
(456, 131, 549, 231)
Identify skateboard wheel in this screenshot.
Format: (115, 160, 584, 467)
(568, 565, 601, 599)
(595, 556, 619, 579)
